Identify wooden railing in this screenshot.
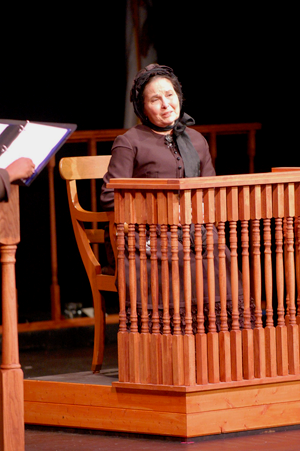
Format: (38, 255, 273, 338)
(1, 123, 261, 334)
(109, 170, 300, 388)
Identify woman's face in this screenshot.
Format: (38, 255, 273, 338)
(143, 77, 180, 129)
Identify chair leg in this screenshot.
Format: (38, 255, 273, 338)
(91, 289, 106, 373)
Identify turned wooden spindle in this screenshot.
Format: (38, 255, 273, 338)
(285, 216, 299, 375)
(170, 223, 184, 385)
(138, 224, 148, 334)
(160, 223, 172, 385)
(295, 218, 300, 324)
(274, 217, 288, 376)
(227, 186, 242, 381)
(263, 218, 277, 377)
(252, 217, 266, 378)
(218, 220, 232, 382)
(182, 222, 196, 386)
(127, 222, 140, 383)
(116, 220, 129, 383)
(149, 222, 162, 385)
(206, 222, 220, 383)
(194, 222, 208, 385)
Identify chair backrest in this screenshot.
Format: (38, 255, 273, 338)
(59, 155, 112, 180)
(59, 154, 117, 292)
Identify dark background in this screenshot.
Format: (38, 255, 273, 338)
(0, 3, 297, 321)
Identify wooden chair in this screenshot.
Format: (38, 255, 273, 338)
(59, 155, 117, 372)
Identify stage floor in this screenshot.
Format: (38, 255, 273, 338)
(19, 324, 118, 377)
(20, 341, 118, 390)
(24, 425, 300, 451)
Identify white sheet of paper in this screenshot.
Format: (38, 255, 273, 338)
(0, 124, 9, 135)
(0, 122, 68, 169)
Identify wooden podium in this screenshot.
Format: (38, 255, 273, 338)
(0, 185, 24, 451)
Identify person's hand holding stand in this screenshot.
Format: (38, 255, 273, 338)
(6, 158, 35, 182)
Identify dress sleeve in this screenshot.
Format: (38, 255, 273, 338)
(0, 168, 10, 202)
(100, 134, 136, 211)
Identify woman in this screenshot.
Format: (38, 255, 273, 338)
(100, 64, 254, 332)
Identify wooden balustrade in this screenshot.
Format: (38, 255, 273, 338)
(109, 170, 300, 389)
(0, 123, 261, 334)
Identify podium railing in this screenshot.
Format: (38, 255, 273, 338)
(109, 170, 300, 388)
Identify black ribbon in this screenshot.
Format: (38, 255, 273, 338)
(173, 113, 201, 178)
(146, 112, 201, 178)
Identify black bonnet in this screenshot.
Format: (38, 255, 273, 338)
(130, 64, 183, 124)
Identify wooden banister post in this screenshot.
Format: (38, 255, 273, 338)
(48, 156, 61, 321)
(88, 138, 99, 260)
(247, 129, 256, 174)
(0, 185, 24, 451)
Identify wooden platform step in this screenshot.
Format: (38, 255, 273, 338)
(24, 377, 300, 438)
